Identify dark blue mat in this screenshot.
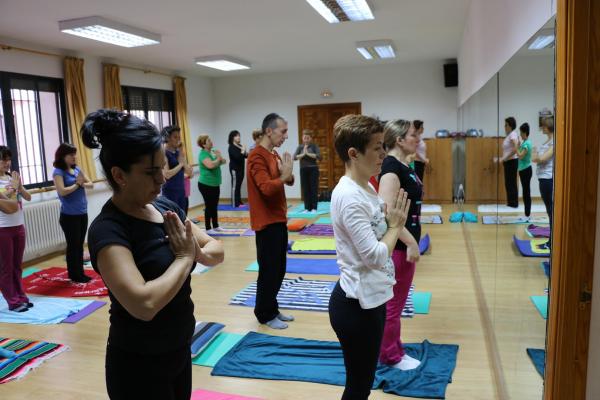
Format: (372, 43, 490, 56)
(513, 236, 549, 258)
(540, 261, 550, 278)
(526, 348, 545, 377)
(419, 234, 430, 255)
(212, 332, 458, 399)
(217, 204, 249, 211)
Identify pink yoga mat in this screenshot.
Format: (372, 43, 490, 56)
(191, 389, 262, 400)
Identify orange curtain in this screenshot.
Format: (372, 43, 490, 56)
(63, 57, 96, 180)
(173, 76, 193, 163)
(103, 64, 124, 110)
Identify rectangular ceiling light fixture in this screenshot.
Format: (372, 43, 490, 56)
(59, 16, 160, 47)
(306, 0, 374, 23)
(356, 40, 395, 60)
(528, 33, 555, 50)
(195, 56, 251, 71)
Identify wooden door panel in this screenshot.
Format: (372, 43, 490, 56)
(465, 138, 507, 202)
(423, 138, 453, 202)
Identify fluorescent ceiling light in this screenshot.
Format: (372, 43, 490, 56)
(356, 40, 395, 60)
(306, 0, 374, 23)
(59, 16, 160, 47)
(195, 56, 251, 71)
(528, 34, 555, 50)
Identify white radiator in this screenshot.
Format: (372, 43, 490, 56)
(23, 200, 66, 262)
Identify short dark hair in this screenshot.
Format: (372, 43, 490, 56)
(413, 120, 423, 131)
(262, 113, 286, 134)
(53, 143, 77, 170)
(81, 109, 163, 191)
(519, 123, 530, 137)
(334, 115, 384, 163)
(505, 117, 517, 131)
(0, 145, 11, 161)
(228, 130, 241, 145)
(161, 125, 180, 140)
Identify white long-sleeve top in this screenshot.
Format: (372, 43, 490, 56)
(331, 175, 395, 309)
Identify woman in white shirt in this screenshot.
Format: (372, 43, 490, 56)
(533, 117, 554, 249)
(328, 115, 410, 400)
(500, 117, 520, 208)
(0, 146, 32, 312)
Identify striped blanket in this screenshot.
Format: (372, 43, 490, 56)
(230, 277, 416, 317)
(0, 338, 68, 383)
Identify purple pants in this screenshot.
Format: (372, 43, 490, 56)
(0, 225, 29, 309)
(379, 249, 416, 364)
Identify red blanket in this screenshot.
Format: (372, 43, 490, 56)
(22, 267, 108, 297)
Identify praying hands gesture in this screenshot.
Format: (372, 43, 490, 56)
(278, 152, 294, 184)
(385, 189, 410, 229)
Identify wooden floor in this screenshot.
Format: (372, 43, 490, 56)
(1, 203, 547, 400)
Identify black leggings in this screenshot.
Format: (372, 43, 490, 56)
(413, 161, 425, 183)
(59, 213, 88, 280)
(230, 168, 244, 207)
(197, 182, 220, 230)
(300, 167, 319, 211)
(539, 178, 553, 247)
(519, 166, 532, 217)
(106, 343, 191, 400)
(254, 223, 288, 323)
(503, 159, 519, 207)
(329, 282, 386, 400)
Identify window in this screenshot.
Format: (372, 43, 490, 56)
(122, 86, 175, 131)
(0, 72, 69, 188)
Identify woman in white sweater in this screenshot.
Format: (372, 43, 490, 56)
(328, 115, 410, 400)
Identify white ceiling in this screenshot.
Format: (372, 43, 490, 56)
(0, 0, 471, 77)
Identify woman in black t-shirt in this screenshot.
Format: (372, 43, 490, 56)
(378, 119, 423, 371)
(227, 130, 248, 207)
(81, 109, 224, 400)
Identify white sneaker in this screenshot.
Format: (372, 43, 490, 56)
(391, 354, 421, 371)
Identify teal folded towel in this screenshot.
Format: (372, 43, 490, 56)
(463, 211, 478, 223)
(449, 212, 463, 223)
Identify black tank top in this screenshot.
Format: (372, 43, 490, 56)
(379, 156, 423, 251)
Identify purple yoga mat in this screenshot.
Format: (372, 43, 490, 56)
(299, 224, 334, 236)
(62, 300, 106, 323)
(527, 224, 550, 238)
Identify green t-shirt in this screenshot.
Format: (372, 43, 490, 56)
(198, 149, 222, 186)
(518, 139, 532, 171)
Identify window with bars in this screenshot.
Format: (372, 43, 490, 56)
(0, 72, 69, 188)
(122, 86, 175, 131)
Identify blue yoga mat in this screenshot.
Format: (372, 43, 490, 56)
(0, 296, 94, 324)
(314, 217, 332, 224)
(217, 204, 249, 211)
(526, 348, 545, 377)
(287, 202, 330, 218)
(540, 261, 550, 278)
(212, 332, 458, 399)
(530, 295, 548, 319)
(513, 236, 549, 258)
(419, 234, 430, 255)
(245, 258, 339, 275)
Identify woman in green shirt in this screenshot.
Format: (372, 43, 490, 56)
(516, 123, 532, 219)
(197, 135, 226, 231)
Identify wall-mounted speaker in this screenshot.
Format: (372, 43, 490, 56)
(443, 63, 458, 87)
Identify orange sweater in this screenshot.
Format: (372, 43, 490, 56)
(247, 146, 289, 231)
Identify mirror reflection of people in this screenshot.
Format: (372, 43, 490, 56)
(328, 115, 410, 399)
(533, 117, 554, 249)
(227, 130, 248, 208)
(197, 135, 226, 231)
(294, 129, 321, 212)
(499, 117, 520, 208)
(162, 126, 193, 215)
(516, 123, 532, 220)
(53, 143, 94, 283)
(412, 120, 429, 183)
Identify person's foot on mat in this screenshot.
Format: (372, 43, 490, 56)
(24, 302, 33, 308)
(392, 354, 421, 371)
(277, 312, 294, 322)
(9, 303, 29, 313)
(265, 317, 288, 329)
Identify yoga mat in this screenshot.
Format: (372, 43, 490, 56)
(540, 261, 550, 278)
(191, 322, 225, 358)
(287, 218, 310, 232)
(245, 258, 340, 275)
(314, 217, 331, 224)
(287, 202, 330, 218)
(217, 204, 249, 211)
(0, 337, 69, 384)
(21, 267, 41, 278)
(192, 332, 245, 367)
(191, 389, 262, 400)
(526, 348, 546, 378)
(61, 300, 106, 323)
(206, 228, 255, 237)
(513, 236, 550, 257)
(478, 204, 548, 213)
(419, 234, 430, 255)
(482, 215, 550, 225)
(421, 204, 442, 213)
(22, 267, 108, 297)
(526, 224, 551, 238)
(299, 224, 334, 236)
(193, 216, 251, 227)
(191, 264, 211, 275)
(0, 296, 94, 325)
(212, 332, 459, 399)
(420, 215, 442, 224)
(413, 292, 432, 314)
(530, 295, 548, 319)
(288, 236, 431, 255)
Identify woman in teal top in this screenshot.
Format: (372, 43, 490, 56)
(516, 123, 532, 219)
(197, 135, 226, 230)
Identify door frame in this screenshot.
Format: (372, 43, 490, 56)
(546, 0, 600, 398)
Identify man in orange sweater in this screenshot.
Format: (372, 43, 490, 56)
(247, 113, 295, 329)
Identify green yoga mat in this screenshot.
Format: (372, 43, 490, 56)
(192, 332, 245, 367)
(413, 292, 432, 314)
(245, 262, 259, 272)
(314, 217, 332, 224)
(22, 267, 41, 278)
(530, 295, 548, 319)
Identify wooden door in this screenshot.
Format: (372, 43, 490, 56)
(465, 137, 507, 202)
(297, 102, 362, 192)
(423, 138, 453, 202)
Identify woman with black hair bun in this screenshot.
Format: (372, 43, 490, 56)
(82, 109, 224, 399)
(52, 143, 94, 283)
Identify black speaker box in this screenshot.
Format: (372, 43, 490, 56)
(444, 63, 458, 87)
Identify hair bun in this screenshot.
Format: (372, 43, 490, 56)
(80, 109, 128, 149)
